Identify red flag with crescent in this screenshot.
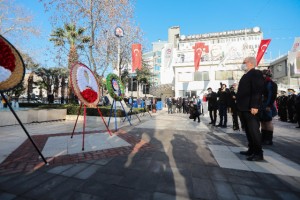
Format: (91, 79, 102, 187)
(132, 44, 142, 72)
(194, 42, 206, 71)
(256, 39, 271, 65)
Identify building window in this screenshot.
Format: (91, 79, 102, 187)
(194, 71, 209, 81)
(233, 71, 245, 80)
(178, 72, 194, 82)
(215, 71, 234, 80)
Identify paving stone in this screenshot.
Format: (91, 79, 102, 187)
(209, 167, 228, 181)
(0, 173, 20, 184)
(190, 165, 210, 179)
(40, 178, 83, 200)
(227, 174, 263, 187)
(231, 184, 256, 196)
(192, 178, 217, 199)
(213, 180, 238, 200)
(237, 194, 272, 200)
(135, 172, 161, 192)
(256, 173, 290, 190)
(107, 186, 152, 200)
(276, 174, 300, 193)
(147, 160, 166, 174)
(22, 175, 68, 199)
(47, 164, 74, 174)
(69, 192, 105, 200)
(0, 192, 16, 200)
(126, 159, 152, 171)
(252, 187, 278, 199)
(60, 163, 90, 177)
(74, 164, 100, 179)
(77, 179, 110, 198)
(117, 169, 141, 189)
(275, 190, 300, 200)
(90, 173, 122, 185)
(0, 171, 43, 191)
(153, 192, 190, 200)
(92, 158, 113, 166)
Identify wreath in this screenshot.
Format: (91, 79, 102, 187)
(106, 73, 125, 101)
(0, 35, 25, 92)
(70, 62, 100, 107)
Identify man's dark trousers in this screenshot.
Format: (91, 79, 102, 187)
(240, 111, 262, 155)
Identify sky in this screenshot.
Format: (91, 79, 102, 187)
(12, 0, 300, 67)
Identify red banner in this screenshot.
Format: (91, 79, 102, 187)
(194, 42, 208, 71)
(256, 39, 271, 65)
(132, 44, 142, 72)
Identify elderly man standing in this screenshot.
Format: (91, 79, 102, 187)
(237, 57, 265, 161)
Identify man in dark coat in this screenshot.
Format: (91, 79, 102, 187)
(217, 84, 230, 128)
(236, 57, 264, 161)
(295, 89, 300, 128)
(287, 88, 297, 123)
(277, 91, 288, 121)
(206, 87, 218, 125)
(229, 85, 240, 130)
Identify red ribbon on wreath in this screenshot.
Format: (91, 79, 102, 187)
(80, 88, 98, 103)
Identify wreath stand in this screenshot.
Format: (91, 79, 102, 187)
(70, 103, 112, 151)
(108, 99, 132, 131)
(123, 101, 141, 123)
(0, 92, 48, 164)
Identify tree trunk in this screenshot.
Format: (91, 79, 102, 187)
(89, 3, 97, 74)
(61, 76, 66, 99)
(137, 81, 139, 98)
(68, 45, 78, 103)
(27, 72, 34, 102)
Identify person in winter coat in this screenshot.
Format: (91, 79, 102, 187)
(206, 88, 218, 126)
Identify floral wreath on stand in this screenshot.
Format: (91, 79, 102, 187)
(70, 62, 100, 107)
(106, 73, 125, 101)
(0, 35, 25, 92)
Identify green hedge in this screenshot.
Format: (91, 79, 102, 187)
(36, 104, 145, 117)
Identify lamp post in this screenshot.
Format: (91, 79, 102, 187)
(114, 26, 124, 77)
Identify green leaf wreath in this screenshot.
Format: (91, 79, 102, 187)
(106, 73, 125, 101)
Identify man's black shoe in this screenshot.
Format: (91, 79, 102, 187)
(240, 150, 253, 156)
(209, 122, 213, 124)
(216, 124, 222, 127)
(221, 125, 227, 128)
(247, 154, 264, 161)
(296, 126, 300, 128)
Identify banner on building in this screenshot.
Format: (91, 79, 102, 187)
(256, 39, 271, 65)
(289, 37, 300, 77)
(194, 42, 209, 71)
(163, 44, 173, 69)
(132, 44, 142, 72)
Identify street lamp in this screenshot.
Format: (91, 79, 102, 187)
(114, 26, 124, 77)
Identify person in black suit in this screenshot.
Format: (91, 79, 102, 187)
(236, 57, 264, 161)
(217, 83, 230, 128)
(206, 87, 218, 125)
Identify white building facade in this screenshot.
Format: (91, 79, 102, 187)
(172, 27, 264, 98)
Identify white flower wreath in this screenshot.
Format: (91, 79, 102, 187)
(76, 66, 99, 92)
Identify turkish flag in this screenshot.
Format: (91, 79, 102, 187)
(132, 44, 142, 72)
(194, 42, 205, 71)
(256, 39, 271, 65)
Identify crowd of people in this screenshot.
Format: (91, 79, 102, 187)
(164, 56, 300, 162)
(276, 88, 300, 128)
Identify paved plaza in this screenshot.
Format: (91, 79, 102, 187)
(0, 109, 299, 200)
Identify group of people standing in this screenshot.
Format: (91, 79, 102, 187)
(165, 96, 202, 122)
(276, 89, 300, 128)
(206, 83, 240, 130)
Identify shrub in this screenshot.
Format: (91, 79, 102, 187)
(36, 104, 145, 117)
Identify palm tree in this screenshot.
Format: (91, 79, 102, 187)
(49, 23, 90, 102)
